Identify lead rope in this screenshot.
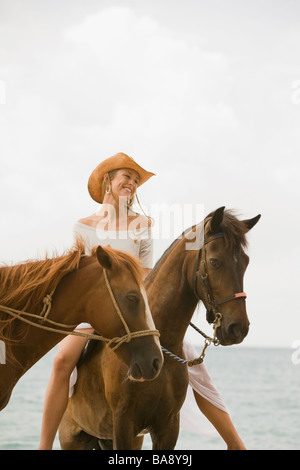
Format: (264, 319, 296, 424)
(161, 313, 222, 367)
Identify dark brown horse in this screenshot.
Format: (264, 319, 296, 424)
(59, 207, 260, 450)
(0, 240, 163, 412)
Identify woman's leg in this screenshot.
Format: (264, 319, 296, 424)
(39, 329, 93, 450)
(192, 390, 246, 450)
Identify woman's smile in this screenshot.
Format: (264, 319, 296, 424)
(122, 185, 133, 194)
(111, 169, 140, 199)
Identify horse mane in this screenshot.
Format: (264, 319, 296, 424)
(0, 238, 143, 366)
(0, 237, 144, 316)
(147, 209, 248, 283)
(0, 238, 87, 315)
(146, 229, 189, 283)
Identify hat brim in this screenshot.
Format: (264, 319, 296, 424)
(88, 152, 155, 203)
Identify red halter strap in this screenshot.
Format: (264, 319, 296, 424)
(215, 291, 247, 306)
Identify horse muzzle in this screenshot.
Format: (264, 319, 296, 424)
(128, 354, 163, 382)
(217, 319, 249, 345)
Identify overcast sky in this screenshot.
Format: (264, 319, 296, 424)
(0, 0, 299, 348)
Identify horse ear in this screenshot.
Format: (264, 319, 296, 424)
(209, 206, 225, 234)
(242, 214, 261, 232)
(96, 246, 113, 270)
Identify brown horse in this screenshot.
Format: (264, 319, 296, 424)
(0, 240, 163, 412)
(59, 207, 261, 450)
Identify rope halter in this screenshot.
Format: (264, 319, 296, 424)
(0, 269, 160, 352)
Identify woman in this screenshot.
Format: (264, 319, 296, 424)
(39, 152, 245, 450)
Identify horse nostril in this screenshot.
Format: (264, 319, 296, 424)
(152, 357, 161, 374)
(228, 323, 249, 341)
(228, 323, 238, 338)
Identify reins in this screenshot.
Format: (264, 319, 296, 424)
(0, 268, 160, 352)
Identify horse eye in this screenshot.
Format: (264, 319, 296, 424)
(209, 258, 220, 269)
(126, 294, 139, 303)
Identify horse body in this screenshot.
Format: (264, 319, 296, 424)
(0, 243, 163, 411)
(60, 353, 188, 450)
(59, 208, 261, 450)
(60, 241, 192, 449)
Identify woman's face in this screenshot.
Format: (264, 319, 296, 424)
(110, 168, 140, 201)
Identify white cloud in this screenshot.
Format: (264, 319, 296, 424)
(62, 7, 233, 112)
(64, 7, 184, 68)
(54, 6, 243, 181)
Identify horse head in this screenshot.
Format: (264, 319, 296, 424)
(194, 207, 261, 346)
(88, 245, 163, 381)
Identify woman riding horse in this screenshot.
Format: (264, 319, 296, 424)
(39, 152, 245, 450)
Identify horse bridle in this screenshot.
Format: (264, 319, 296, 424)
(102, 269, 160, 350)
(192, 231, 247, 338)
(161, 230, 248, 367)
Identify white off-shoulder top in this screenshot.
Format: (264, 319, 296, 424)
(73, 222, 153, 269)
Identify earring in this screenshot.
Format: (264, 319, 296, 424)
(105, 183, 111, 194)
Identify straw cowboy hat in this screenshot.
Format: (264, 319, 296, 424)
(88, 152, 155, 203)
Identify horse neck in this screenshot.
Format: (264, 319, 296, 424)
(146, 239, 198, 349)
(3, 256, 97, 376)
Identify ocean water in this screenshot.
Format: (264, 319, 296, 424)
(0, 345, 299, 450)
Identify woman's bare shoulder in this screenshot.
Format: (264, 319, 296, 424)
(77, 214, 98, 228)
